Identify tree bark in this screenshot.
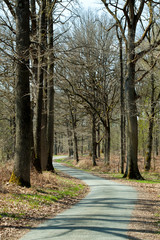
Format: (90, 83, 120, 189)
(30, 0, 38, 165)
(124, 3, 143, 179)
(46, 1, 55, 171)
(81, 135, 84, 156)
(54, 132, 58, 155)
(34, 0, 47, 173)
(119, 37, 125, 174)
(92, 113, 97, 166)
(68, 97, 79, 163)
(67, 122, 74, 157)
(155, 132, 159, 156)
(10, 0, 31, 187)
(145, 57, 155, 171)
(104, 119, 110, 165)
(73, 126, 79, 163)
(97, 122, 101, 158)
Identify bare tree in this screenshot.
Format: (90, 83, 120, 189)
(9, 0, 31, 187)
(101, 0, 160, 179)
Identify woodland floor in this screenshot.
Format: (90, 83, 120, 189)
(0, 160, 89, 240)
(0, 155, 160, 240)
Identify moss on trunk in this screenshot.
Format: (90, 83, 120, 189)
(9, 171, 31, 188)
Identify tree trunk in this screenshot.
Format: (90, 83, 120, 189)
(46, 1, 55, 172)
(145, 117, 154, 171)
(34, 0, 46, 173)
(124, 10, 143, 179)
(73, 127, 79, 163)
(104, 118, 110, 165)
(30, 0, 38, 165)
(155, 132, 159, 156)
(67, 122, 73, 157)
(97, 122, 101, 158)
(145, 61, 155, 171)
(54, 132, 58, 155)
(81, 135, 84, 156)
(68, 97, 79, 163)
(41, 90, 48, 170)
(10, 0, 31, 187)
(119, 37, 125, 174)
(92, 113, 97, 166)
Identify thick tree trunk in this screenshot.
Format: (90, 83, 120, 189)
(124, 13, 143, 179)
(92, 113, 97, 166)
(46, 1, 55, 172)
(34, 0, 46, 173)
(30, 0, 38, 166)
(10, 0, 31, 187)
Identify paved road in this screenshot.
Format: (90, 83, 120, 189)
(20, 162, 137, 240)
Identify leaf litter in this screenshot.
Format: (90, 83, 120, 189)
(0, 160, 89, 240)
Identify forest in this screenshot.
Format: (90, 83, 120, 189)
(0, 0, 160, 187)
(0, 1, 160, 239)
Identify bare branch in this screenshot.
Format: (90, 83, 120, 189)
(135, 1, 145, 24)
(134, 39, 160, 62)
(3, 0, 16, 19)
(101, 0, 127, 47)
(135, 2, 153, 47)
(136, 53, 160, 83)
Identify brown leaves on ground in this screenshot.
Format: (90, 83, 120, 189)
(0, 160, 89, 240)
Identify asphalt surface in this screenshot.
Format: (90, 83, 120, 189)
(20, 162, 137, 240)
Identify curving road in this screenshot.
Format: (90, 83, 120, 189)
(20, 162, 137, 240)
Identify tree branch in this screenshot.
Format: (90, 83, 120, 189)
(3, 0, 16, 19)
(134, 39, 160, 62)
(101, 0, 127, 48)
(135, 2, 153, 47)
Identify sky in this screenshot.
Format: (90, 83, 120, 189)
(78, 0, 103, 11)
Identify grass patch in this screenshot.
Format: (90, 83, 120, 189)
(0, 212, 25, 220)
(0, 168, 87, 227)
(55, 158, 75, 167)
(128, 179, 160, 184)
(56, 157, 160, 184)
(8, 180, 85, 209)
